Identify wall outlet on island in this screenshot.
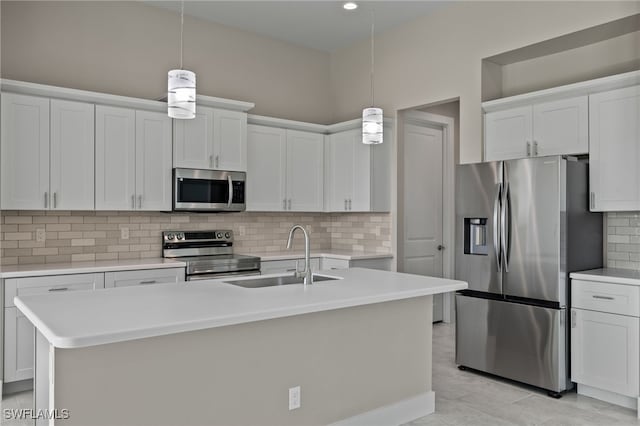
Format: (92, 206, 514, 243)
(288, 386, 301, 410)
(120, 227, 129, 240)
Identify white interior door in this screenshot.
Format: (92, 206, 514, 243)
(402, 122, 444, 321)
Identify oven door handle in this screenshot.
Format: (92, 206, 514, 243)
(227, 175, 233, 208)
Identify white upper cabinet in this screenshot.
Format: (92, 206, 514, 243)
(533, 96, 588, 157)
(173, 106, 247, 171)
(50, 99, 95, 210)
(1, 93, 50, 210)
(589, 85, 640, 211)
(246, 125, 287, 211)
(214, 109, 247, 171)
(484, 96, 588, 161)
(135, 111, 173, 211)
(95, 106, 136, 210)
(173, 106, 215, 169)
(485, 106, 532, 161)
(286, 130, 324, 212)
(1, 94, 94, 210)
(325, 129, 371, 212)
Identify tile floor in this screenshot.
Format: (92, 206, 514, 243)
(1, 323, 639, 425)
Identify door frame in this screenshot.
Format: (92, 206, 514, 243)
(395, 109, 455, 322)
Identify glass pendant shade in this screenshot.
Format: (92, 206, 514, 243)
(168, 69, 196, 119)
(362, 107, 383, 144)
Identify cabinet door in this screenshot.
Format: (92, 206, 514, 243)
(135, 111, 173, 211)
(214, 109, 247, 171)
(246, 125, 287, 211)
(370, 125, 392, 212)
(484, 106, 532, 161)
(95, 106, 136, 210)
(50, 99, 95, 210)
(1, 93, 50, 210)
(533, 96, 588, 156)
(173, 106, 215, 169)
(5, 273, 105, 307)
(351, 131, 372, 211)
(104, 268, 185, 288)
(571, 308, 639, 397)
(260, 259, 321, 275)
(286, 130, 324, 212)
(326, 131, 355, 212)
(589, 85, 640, 211)
(4, 307, 34, 382)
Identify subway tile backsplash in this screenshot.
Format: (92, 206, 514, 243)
(606, 212, 640, 270)
(0, 211, 391, 266)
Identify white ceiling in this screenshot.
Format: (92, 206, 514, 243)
(144, 1, 447, 52)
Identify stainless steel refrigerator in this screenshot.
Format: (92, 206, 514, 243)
(455, 156, 602, 396)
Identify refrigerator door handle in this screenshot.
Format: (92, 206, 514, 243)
(493, 183, 502, 272)
(501, 182, 511, 272)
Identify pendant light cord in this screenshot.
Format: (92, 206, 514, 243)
(180, 0, 184, 70)
(370, 11, 375, 107)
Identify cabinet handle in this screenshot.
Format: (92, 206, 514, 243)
(53, 192, 57, 208)
(533, 141, 538, 156)
(526, 141, 531, 157)
(348, 199, 352, 210)
(571, 310, 576, 328)
(592, 295, 615, 300)
(215, 155, 219, 168)
(288, 199, 292, 210)
(48, 287, 68, 292)
(139, 280, 157, 285)
(590, 192, 595, 210)
(344, 199, 348, 210)
(283, 199, 287, 210)
(44, 192, 48, 209)
(286, 268, 297, 272)
(131, 195, 135, 209)
(209, 155, 213, 167)
(138, 195, 143, 209)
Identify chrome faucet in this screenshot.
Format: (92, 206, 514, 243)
(286, 224, 313, 285)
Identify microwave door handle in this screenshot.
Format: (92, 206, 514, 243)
(227, 175, 233, 208)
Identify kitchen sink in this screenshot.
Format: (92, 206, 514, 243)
(225, 274, 339, 288)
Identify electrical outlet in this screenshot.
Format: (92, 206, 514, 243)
(238, 225, 246, 236)
(288, 386, 301, 410)
(36, 228, 46, 243)
(120, 227, 129, 240)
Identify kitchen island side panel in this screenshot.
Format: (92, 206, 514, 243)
(50, 296, 433, 426)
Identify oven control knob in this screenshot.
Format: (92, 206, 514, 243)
(224, 232, 231, 239)
(177, 233, 185, 240)
(216, 232, 223, 239)
(166, 233, 175, 240)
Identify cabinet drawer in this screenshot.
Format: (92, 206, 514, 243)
(104, 268, 185, 288)
(5, 273, 105, 307)
(572, 279, 640, 317)
(260, 258, 320, 274)
(321, 258, 350, 271)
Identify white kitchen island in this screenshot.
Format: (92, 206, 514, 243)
(15, 268, 466, 426)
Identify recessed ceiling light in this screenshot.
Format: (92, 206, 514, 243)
(343, 2, 358, 10)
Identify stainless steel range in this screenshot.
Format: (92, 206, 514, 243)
(162, 230, 260, 281)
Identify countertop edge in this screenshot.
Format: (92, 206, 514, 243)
(17, 280, 466, 349)
(0, 260, 187, 279)
(571, 270, 640, 287)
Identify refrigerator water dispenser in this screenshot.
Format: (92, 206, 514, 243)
(464, 218, 488, 255)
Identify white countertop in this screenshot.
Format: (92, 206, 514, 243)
(243, 250, 393, 261)
(0, 258, 187, 279)
(571, 268, 640, 286)
(15, 268, 466, 349)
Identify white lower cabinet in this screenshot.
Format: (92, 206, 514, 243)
(320, 257, 391, 271)
(571, 278, 640, 411)
(104, 268, 185, 288)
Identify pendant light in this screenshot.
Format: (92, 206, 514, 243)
(168, 1, 196, 119)
(362, 11, 383, 144)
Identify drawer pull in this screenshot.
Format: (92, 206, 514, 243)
(592, 295, 615, 300)
(139, 280, 157, 285)
(48, 287, 68, 292)
(286, 269, 296, 272)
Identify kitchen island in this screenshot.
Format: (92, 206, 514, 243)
(15, 268, 466, 426)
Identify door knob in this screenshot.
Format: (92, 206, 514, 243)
(437, 245, 445, 251)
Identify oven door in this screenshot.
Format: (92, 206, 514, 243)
(187, 270, 261, 281)
(173, 168, 246, 211)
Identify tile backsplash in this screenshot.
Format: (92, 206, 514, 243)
(0, 211, 391, 266)
(606, 212, 640, 270)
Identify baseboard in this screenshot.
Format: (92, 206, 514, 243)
(329, 391, 435, 426)
(578, 384, 637, 411)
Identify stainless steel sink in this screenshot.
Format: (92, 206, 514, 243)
(225, 274, 339, 288)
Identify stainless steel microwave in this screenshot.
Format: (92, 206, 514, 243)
(173, 168, 246, 212)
